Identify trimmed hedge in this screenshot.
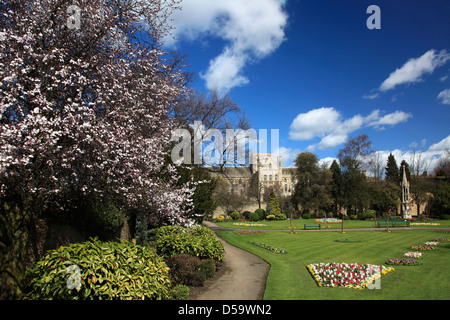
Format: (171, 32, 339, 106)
(155, 226, 225, 262)
(24, 238, 172, 300)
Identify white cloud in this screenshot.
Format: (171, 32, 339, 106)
(362, 93, 379, 100)
(166, 0, 288, 93)
(437, 89, 450, 105)
(289, 108, 412, 150)
(289, 107, 340, 141)
(318, 157, 339, 168)
(368, 110, 413, 129)
(379, 49, 450, 92)
(361, 135, 450, 177)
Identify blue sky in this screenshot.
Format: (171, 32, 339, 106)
(165, 0, 450, 170)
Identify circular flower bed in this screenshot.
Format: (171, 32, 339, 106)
(306, 262, 394, 289)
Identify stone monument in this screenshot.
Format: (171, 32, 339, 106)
(401, 166, 412, 220)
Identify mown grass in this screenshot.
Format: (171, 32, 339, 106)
(216, 229, 450, 300)
(215, 218, 450, 230)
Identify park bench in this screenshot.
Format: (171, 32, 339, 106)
(376, 220, 410, 228)
(304, 223, 321, 230)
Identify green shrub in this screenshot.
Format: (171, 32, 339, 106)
(242, 211, 251, 219)
(77, 196, 124, 241)
(266, 214, 276, 220)
(169, 285, 190, 300)
(155, 226, 225, 262)
(199, 259, 216, 279)
(302, 213, 311, 219)
(24, 238, 171, 300)
(230, 211, 240, 220)
(248, 211, 260, 221)
(255, 208, 266, 220)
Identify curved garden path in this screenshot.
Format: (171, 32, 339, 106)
(191, 221, 270, 300)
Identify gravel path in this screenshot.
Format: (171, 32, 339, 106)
(191, 221, 270, 300)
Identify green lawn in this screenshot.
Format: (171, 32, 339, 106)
(215, 218, 450, 230)
(217, 229, 450, 300)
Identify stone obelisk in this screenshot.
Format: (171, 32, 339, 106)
(401, 166, 412, 220)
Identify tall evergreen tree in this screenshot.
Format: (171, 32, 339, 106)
(385, 153, 400, 183)
(330, 160, 343, 217)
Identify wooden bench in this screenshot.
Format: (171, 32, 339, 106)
(304, 223, 321, 230)
(376, 220, 410, 228)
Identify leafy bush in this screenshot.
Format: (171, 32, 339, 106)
(248, 211, 260, 221)
(169, 285, 190, 300)
(24, 238, 172, 300)
(165, 254, 206, 287)
(230, 211, 240, 220)
(155, 226, 225, 262)
(199, 259, 216, 279)
(358, 210, 375, 220)
(266, 213, 287, 221)
(255, 208, 266, 220)
(77, 196, 124, 241)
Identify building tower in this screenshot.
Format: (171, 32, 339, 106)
(401, 166, 412, 220)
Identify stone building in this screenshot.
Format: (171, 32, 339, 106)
(210, 153, 297, 214)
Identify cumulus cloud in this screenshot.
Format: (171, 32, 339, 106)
(362, 135, 450, 177)
(289, 108, 412, 151)
(166, 0, 288, 93)
(379, 49, 450, 92)
(437, 89, 450, 105)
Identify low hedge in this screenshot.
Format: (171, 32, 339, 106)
(155, 225, 225, 262)
(24, 238, 173, 300)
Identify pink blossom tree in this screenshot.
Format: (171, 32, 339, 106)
(0, 0, 195, 298)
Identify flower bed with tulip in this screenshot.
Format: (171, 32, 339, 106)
(410, 244, 435, 251)
(306, 262, 394, 289)
(250, 242, 287, 254)
(404, 251, 423, 259)
(233, 222, 267, 227)
(236, 231, 265, 235)
(315, 218, 343, 223)
(386, 258, 421, 266)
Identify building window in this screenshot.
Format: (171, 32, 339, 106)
(264, 175, 267, 181)
(275, 175, 278, 181)
(269, 175, 272, 181)
(285, 184, 288, 192)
